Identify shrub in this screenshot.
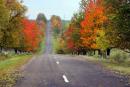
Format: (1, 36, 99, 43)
(111, 52, 127, 64)
(56, 49, 65, 54)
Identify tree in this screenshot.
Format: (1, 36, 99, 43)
(96, 30, 110, 57)
(0, 0, 26, 50)
(0, 0, 9, 48)
(50, 15, 62, 37)
(36, 13, 47, 52)
(36, 13, 47, 23)
(105, 0, 130, 52)
(81, 0, 106, 49)
(80, 0, 89, 12)
(67, 12, 84, 54)
(36, 13, 47, 37)
(63, 25, 75, 53)
(22, 19, 42, 52)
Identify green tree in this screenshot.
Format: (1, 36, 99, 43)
(2, 0, 26, 50)
(36, 13, 47, 23)
(0, 0, 9, 48)
(50, 15, 62, 37)
(105, 0, 130, 52)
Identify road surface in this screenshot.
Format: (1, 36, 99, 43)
(45, 21, 52, 54)
(15, 22, 129, 87)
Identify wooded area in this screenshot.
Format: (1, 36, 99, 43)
(55, 0, 130, 58)
(0, 0, 46, 54)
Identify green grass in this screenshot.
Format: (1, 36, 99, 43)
(105, 63, 130, 75)
(0, 55, 8, 62)
(38, 40, 46, 54)
(52, 37, 60, 53)
(0, 54, 33, 87)
(0, 54, 32, 72)
(85, 56, 130, 75)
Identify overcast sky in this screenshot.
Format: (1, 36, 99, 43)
(23, 0, 81, 20)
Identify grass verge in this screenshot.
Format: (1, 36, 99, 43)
(0, 54, 32, 87)
(52, 37, 59, 53)
(84, 56, 130, 75)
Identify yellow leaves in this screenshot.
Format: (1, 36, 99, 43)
(51, 15, 62, 29)
(11, 31, 21, 47)
(80, 0, 108, 50)
(96, 30, 109, 51)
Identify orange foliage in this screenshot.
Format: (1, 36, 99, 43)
(22, 19, 42, 52)
(64, 25, 75, 50)
(80, 0, 107, 49)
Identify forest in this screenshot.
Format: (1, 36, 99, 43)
(53, 0, 130, 59)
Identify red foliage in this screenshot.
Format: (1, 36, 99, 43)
(64, 26, 75, 50)
(80, 0, 107, 49)
(22, 19, 42, 52)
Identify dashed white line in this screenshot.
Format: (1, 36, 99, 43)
(56, 61, 60, 64)
(62, 75, 69, 83)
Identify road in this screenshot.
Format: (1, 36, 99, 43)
(45, 21, 52, 54)
(15, 22, 129, 87)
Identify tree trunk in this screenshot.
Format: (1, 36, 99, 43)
(106, 48, 111, 58)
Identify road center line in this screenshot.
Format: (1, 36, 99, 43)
(56, 61, 60, 64)
(62, 75, 69, 83)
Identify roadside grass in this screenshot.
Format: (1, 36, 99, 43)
(38, 39, 46, 54)
(84, 49, 130, 75)
(84, 56, 130, 85)
(84, 57, 130, 75)
(52, 37, 60, 53)
(0, 54, 33, 87)
(0, 55, 8, 62)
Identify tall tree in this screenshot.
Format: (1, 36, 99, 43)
(80, 0, 108, 51)
(36, 13, 47, 24)
(36, 13, 47, 37)
(22, 19, 41, 52)
(50, 15, 62, 37)
(105, 0, 130, 52)
(0, 0, 9, 47)
(1, 0, 26, 49)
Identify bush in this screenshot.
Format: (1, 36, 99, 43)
(56, 49, 65, 54)
(111, 52, 128, 64)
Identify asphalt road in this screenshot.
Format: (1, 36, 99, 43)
(14, 22, 129, 87)
(15, 54, 129, 87)
(45, 21, 52, 54)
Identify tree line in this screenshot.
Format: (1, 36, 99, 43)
(58, 0, 130, 58)
(0, 0, 46, 54)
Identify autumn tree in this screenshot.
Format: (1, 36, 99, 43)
(36, 13, 47, 52)
(105, 0, 130, 52)
(63, 25, 75, 53)
(80, 0, 109, 56)
(36, 13, 47, 23)
(68, 12, 84, 53)
(22, 19, 42, 52)
(80, 0, 89, 12)
(0, 0, 9, 50)
(0, 0, 26, 51)
(50, 15, 62, 37)
(36, 13, 47, 31)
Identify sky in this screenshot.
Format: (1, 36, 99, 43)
(23, 0, 81, 20)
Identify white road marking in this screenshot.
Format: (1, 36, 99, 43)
(62, 75, 69, 83)
(56, 61, 60, 64)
